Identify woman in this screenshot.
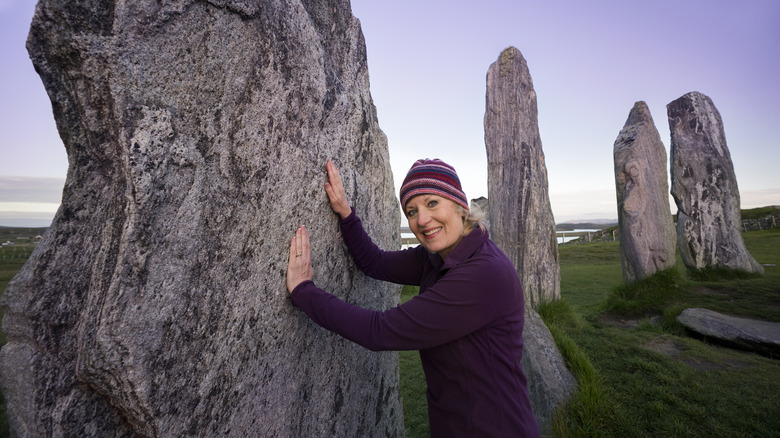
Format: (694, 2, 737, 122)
(287, 158, 540, 437)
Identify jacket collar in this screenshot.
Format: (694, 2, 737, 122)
(428, 226, 489, 271)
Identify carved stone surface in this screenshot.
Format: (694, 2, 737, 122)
(613, 101, 676, 283)
(677, 308, 780, 358)
(0, 1, 403, 436)
(484, 46, 560, 308)
(667, 92, 763, 274)
(521, 307, 576, 435)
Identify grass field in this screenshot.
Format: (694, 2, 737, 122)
(0, 228, 45, 437)
(548, 228, 780, 438)
(0, 226, 777, 437)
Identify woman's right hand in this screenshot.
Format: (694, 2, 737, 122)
(324, 159, 351, 219)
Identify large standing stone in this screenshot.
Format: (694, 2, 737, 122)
(667, 92, 763, 274)
(613, 101, 676, 283)
(484, 47, 574, 435)
(0, 1, 403, 436)
(484, 46, 560, 308)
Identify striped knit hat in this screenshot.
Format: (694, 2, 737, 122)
(399, 159, 469, 211)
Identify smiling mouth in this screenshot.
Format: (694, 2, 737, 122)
(422, 227, 441, 237)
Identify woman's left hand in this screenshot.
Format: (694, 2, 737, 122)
(324, 159, 352, 219)
(286, 225, 314, 293)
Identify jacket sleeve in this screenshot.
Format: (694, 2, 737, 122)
(289, 256, 516, 352)
(339, 208, 425, 286)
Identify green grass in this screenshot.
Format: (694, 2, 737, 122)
(603, 268, 687, 318)
(0, 227, 45, 438)
(547, 227, 780, 438)
(558, 240, 622, 319)
(540, 300, 627, 437)
(555, 322, 779, 437)
(399, 285, 430, 437)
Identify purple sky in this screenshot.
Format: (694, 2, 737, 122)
(1, 0, 779, 226)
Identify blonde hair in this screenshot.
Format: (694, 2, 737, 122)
(456, 202, 488, 235)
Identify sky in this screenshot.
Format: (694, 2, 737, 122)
(1, 0, 779, 226)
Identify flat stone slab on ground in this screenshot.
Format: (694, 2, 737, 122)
(677, 308, 780, 358)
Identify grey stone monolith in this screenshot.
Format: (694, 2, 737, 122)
(0, 1, 403, 436)
(484, 47, 574, 435)
(484, 46, 560, 308)
(667, 92, 763, 274)
(613, 101, 676, 283)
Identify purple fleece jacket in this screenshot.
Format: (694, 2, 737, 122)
(290, 209, 540, 437)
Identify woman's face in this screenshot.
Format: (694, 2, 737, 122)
(405, 194, 465, 259)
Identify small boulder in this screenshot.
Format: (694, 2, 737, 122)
(677, 308, 780, 358)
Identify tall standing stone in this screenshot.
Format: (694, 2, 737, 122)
(613, 101, 676, 283)
(667, 92, 763, 274)
(484, 47, 574, 435)
(484, 46, 560, 308)
(0, 1, 403, 436)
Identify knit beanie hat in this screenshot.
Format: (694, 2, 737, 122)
(399, 159, 469, 211)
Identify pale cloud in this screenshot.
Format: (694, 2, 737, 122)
(0, 211, 55, 227)
(0, 202, 59, 212)
(0, 176, 65, 203)
(740, 189, 780, 209)
(550, 188, 780, 224)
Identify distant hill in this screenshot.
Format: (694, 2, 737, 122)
(557, 206, 778, 232)
(741, 205, 779, 220)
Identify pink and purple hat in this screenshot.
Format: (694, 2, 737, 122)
(399, 159, 469, 211)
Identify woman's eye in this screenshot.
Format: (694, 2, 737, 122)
(427, 200, 438, 208)
(406, 210, 417, 218)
